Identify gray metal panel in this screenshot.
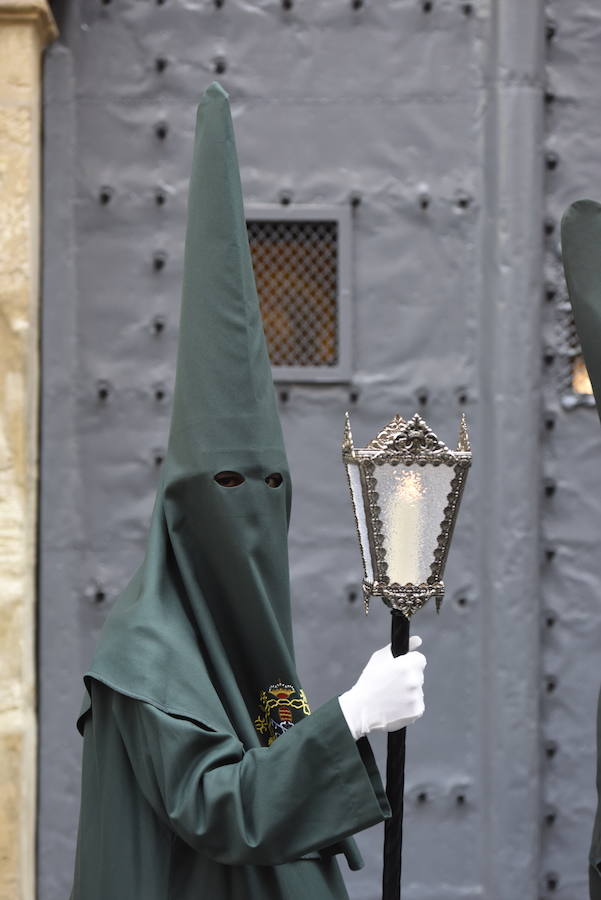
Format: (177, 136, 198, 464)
(39, 42, 89, 900)
(38, 2, 595, 899)
(476, 3, 545, 897)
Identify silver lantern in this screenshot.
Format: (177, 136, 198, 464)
(343, 412, 471, 616)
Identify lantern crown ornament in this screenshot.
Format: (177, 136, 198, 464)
(343, 413, 471, 616)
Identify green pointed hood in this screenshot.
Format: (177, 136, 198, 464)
(561, 199, 601, 422)
(168, 80, 285, 457)
(79, 84, 304, 750)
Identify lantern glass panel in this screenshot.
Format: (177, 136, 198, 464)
(374, 463, 455, 585)
(346, 463, 374, 582)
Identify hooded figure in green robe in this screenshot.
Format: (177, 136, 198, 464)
(69, 82, 391, 900)
(561, 199, 601, 900)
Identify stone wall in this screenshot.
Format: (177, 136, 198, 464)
(0, 4, 56, 898)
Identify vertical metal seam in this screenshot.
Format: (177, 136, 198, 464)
(478, 0, 545, 896)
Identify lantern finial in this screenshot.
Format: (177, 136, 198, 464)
(456, 413, 470, 453)
(342, 411, 355, 456)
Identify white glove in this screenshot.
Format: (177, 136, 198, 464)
(338, 636, 426, 740)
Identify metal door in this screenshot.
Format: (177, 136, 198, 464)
(39, 2, 599, 898)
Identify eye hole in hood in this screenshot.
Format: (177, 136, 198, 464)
(214, 471, 245, 488)
(265, 473, 283, 489)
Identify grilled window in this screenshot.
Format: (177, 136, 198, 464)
(246, 208, 351, 382)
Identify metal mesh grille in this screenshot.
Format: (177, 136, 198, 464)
(247, 220, 339, 367)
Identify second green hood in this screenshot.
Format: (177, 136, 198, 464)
(561, 199, 601, 421)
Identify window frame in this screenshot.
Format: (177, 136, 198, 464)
(245, 204, 353, 383)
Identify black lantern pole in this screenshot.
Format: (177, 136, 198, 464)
(342, 413, 471, 900)
(382, 611, 410, 900)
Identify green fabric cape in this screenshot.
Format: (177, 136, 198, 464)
(561, 200, 601, 898)
(70, 680, 390, 899)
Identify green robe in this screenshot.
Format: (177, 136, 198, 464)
(69, 82, 391, 899)
(561, 200, 601, 899)
(71, 681, 389, 900)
